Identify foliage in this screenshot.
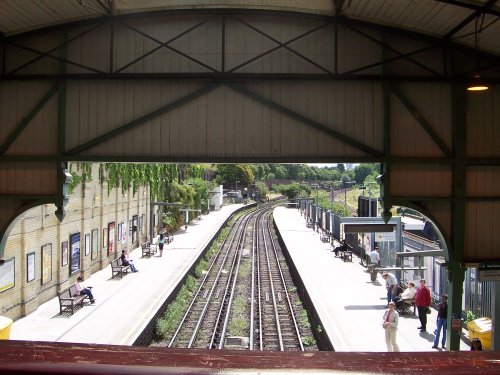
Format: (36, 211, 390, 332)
(255, 181, 269, 200)
(215, 164, 254, 188)
(228, 296, 249, 338)
(302, 335, 316, 347)
(272, 182, 310, 199)
(194, 260, 208, 278)
(156, 278, 196, 338)
(353, 163, 379, 185)
(465, 310, 477, 323)
(68, 162, 92, 196)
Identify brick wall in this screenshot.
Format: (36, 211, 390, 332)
(0, 163, 151, 320)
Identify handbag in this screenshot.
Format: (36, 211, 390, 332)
(425, 306, 431, 314)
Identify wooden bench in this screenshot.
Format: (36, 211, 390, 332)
(141, 242, 157, 257)
(111, 257, 131, 279)
(337, 243, 353, 262)
(57, 283, 89, 315)
(340, 249, 353, 262)
(320, 230, 330, 243)
(395, 283, 416, 315)
(398, 298, 416, 315)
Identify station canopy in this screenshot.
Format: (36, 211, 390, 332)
(1, 1, 500, 59)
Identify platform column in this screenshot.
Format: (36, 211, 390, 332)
(447, 82, 466, 352)
(447, 260, 465, 351)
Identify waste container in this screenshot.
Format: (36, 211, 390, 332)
(467, 317, 491, 350)
(0, 316, 13, 340)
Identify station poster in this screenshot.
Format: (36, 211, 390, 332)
(0, 257, 15, 292)
(108, 222, 115, 256)
(121, 221, 127, 244)
(69, 233, 80, 275)
(41, 244, 52, 284)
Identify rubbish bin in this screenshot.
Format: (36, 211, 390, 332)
(467, 317, 491, 350)
(0, 316, 13, 340)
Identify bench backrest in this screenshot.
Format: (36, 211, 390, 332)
(111, 258, 122, 267)
(58, 288, 71, 299)
(58, 283, 78, 299)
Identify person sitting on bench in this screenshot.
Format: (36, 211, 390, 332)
(393, 282, 416, 308)
(121, 250, 138, 272)
(332, 240, 348, 257)
(75, 276, 95, 304)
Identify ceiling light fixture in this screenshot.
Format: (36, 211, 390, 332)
(467, 74, 488, 91)
(468, 15, 488, 92)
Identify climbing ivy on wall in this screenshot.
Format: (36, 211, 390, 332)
(68, 162, 92, 196)
(69, 162, 201, 202)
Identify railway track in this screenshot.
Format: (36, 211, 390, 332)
(157, 204, 317, 351)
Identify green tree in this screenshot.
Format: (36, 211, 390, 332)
(255, 181, 268, 200)
(215, 164, 254, 188)
(353, 164, 378, 184)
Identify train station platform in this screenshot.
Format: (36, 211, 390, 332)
(273, 206, 469, 352)
(9, 203, 244, 345)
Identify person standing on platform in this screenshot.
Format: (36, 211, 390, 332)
(369, 246, 380, 265)
(158, 233, 165, 257)
(382, 301, 400, 352)
(415, 279, 431, 332)
(382, 272, 398, 306)
(368, 247, 381, 282)
(432, 294, 448, 349)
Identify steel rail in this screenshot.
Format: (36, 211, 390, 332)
(187, 216, 246, 348)
(266, 211, 304, 351)
(261, 212, 284, 351)
(167, 213, 243, 347)
(214, 205, 271, 349)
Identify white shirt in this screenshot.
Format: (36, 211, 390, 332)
(401, 287, 416, 300)
(369, 250, 380, 264)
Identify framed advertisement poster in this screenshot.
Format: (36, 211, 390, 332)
(85, 233, 90, 256)
(0, 257, 15, 292)
(121, 221, 127, 244)
(102, 228, 107, 248)
(61, 241, 68, 266)
(91, 229, 98, 260)
(27, 252, 35, 282)
(117, 222, 122, 244)
(108, 222, 115, 256)
(69, 233, 81, 275)
(41, 244, 52, 285)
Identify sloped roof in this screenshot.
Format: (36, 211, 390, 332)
(0, 0, 499, 57)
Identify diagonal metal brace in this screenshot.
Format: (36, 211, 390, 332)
(226, 81, 383, 157)
(66, 82, 220, 155)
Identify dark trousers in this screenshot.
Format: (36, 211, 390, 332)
(417, 306, 428, 329)
(80, 288, 94, 301)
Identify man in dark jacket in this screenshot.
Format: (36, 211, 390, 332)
(432, 294, 448, 349)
